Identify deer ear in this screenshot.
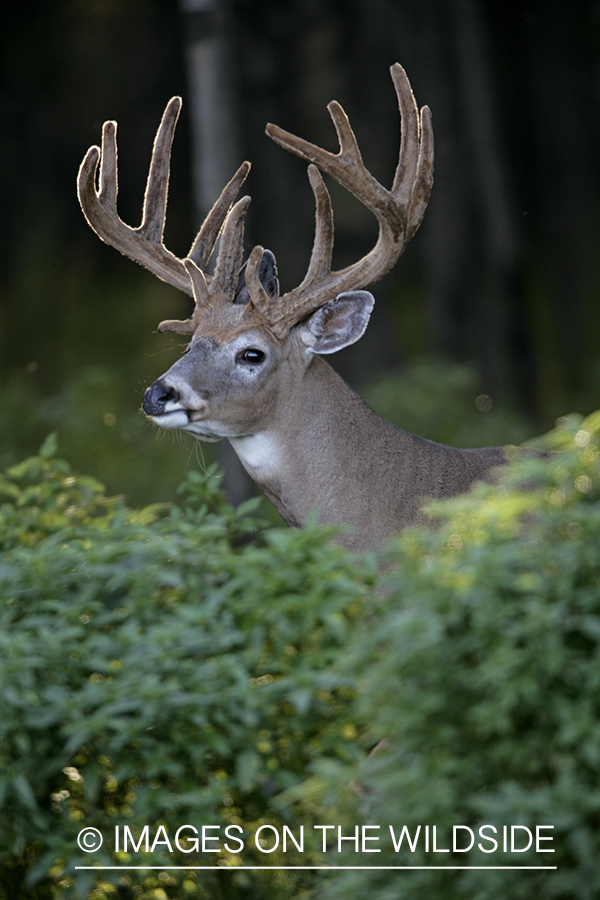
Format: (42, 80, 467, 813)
(299, 290, 375, 354)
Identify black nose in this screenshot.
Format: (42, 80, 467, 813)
(142, 380, 179, 416)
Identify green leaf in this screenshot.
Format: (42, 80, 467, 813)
(39, 432, 58, 459)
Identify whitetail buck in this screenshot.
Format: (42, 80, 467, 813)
(78, 64, 507, 551)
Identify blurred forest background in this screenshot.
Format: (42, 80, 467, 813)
(1, 0, 600, 508)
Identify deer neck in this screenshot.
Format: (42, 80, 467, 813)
(230, 355, 409, 547)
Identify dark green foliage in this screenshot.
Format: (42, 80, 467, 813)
(0, 439, 366, 899)
(321, 411, 600, 900)
(0, 359, 198, 509)
(2, 412, 600, 900)
(362, 357, 533, 448)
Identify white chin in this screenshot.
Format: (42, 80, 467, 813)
(151, 412, 223, 442)
(150, 411, 190, 430)
(185, 427, 222, 442)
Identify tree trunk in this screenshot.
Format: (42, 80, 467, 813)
(180, 0, 257, 506)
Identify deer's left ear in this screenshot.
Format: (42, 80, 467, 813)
(299, 290, 375, 355)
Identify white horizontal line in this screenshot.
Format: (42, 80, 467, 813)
(75, 865, 557, 871)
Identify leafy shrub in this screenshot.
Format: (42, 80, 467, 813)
(0, 436, 367, 899)
(319, 411, 600, 900)
(3, 410, 600, 900)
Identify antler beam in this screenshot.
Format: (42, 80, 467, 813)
(246, 63, 434, 338)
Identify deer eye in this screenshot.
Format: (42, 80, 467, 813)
(237, 348, 265, 365)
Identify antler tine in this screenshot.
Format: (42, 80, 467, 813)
(78, 98, 193, 296)
(244, 245, 272, 318)
(265, 89, 404, 240)
(300, 164, 335, 287)
(158, 191, 252, 334)
(391, 64, 420, 204)
(255, 63, 433, 335)
(243, 165, 334, 337)
(158, 258, 208, 334)
(407, 106, 434, 241)
(188, 161, 251, 271)
(78, 98, 252, 305)
(139, 97, 181, 244)
(210, 194, 252, 295)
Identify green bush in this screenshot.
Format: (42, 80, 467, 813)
(0, 436, 368, 899)
(3, 411, 600, 900)
(318, 411, 600, 900)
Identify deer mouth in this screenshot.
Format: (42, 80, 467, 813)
(146, 407, 190, 429)
(146, 409, 223, 443)
(142, 385, 224, 441)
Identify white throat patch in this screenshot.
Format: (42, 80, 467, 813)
(230, 433, 281, 479)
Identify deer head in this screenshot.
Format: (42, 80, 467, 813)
(78, 65, 433, 445)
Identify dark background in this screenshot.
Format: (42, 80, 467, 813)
(2, 0, 599, 506)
